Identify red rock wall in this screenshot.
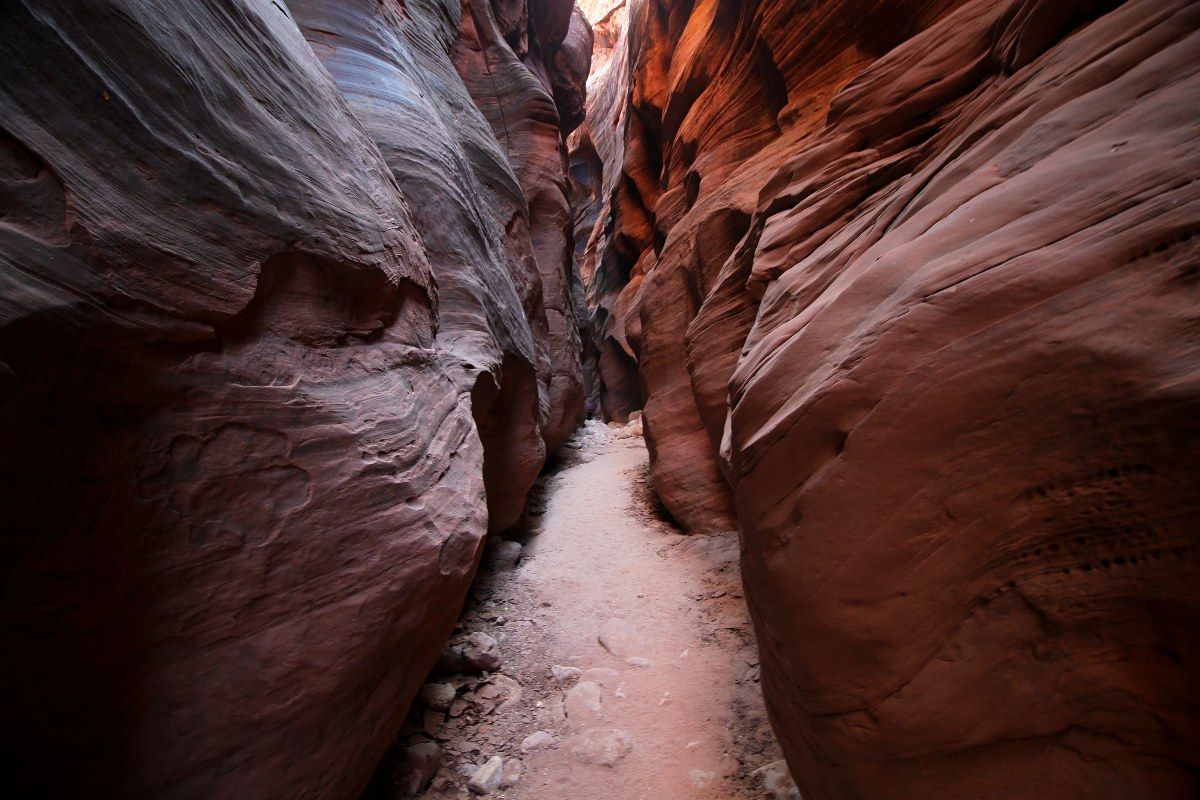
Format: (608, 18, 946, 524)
(569, 0, 645, 423)
(573, 0, 1200, 796)
(0, 0, 586, 796)
(453, 0, 591, 458)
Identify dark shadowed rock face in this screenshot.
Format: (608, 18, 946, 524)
(0, 0, 585, 797)
(289, 0, 590, 532)
(572, 0, 1200, 796)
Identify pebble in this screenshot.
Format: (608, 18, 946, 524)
(421, 682, 456, 712)
(625, 656, 653, 668)
(598, 618, 644, 658)
(564, 681, 604, 728)
(521, 730, 555, 751)
(551, 664, 583, 684)
(394, 742, 440, 795)
(500, 758, 523, 788)
(468, 756, 504, 795)
(568, 728, 633, 766)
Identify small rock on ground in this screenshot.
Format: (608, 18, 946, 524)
(568, 728, 634, 767)
(500, 758, 522, 788)
(754, 760, 802, 800)
(420, 682, 456, 712)
(487, 540, 522, 570)
(438, 632, 501, 674)
(551, 664, 582, 684)
(564, 681, 604, 729)
(521, 730, 555, 751)
(468, 756, 504, 795)
(394, 742, 440, 796)
(598, 618, 644, 658)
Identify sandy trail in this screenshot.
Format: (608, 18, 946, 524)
(403, 423, 793, 799)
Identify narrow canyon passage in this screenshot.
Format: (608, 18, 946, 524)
(399, 422, 795, 799)
(2, 0, 1197, 797)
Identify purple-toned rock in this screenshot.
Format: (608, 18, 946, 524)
(0, 0, 588, 797)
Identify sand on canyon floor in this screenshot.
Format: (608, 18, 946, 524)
(387, 421, 799, 800)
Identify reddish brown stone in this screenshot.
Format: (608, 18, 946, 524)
(572, 0, 1200, 795)
(455, 0, 590, 458)
(0, 0, 587, 796)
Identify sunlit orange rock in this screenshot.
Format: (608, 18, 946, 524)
(572, 0, 1200, 795)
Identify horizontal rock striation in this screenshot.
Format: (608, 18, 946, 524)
(572, 0, 1200, 796)
(0, 0, 586, 796)
(452, 0, 590, 462)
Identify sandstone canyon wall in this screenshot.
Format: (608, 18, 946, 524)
(0, 0, 586, 796)
(572, 0, 1200, 796)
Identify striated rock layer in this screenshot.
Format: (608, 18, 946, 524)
(573, 0, 1200, 796)
(0, 0, 586, 796)
(287, 0, 589, 532)
(452, 0, 591, 459)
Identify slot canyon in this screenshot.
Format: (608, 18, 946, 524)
(1, 0, 1197, 797)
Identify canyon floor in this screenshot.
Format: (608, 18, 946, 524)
(397, 421, 798, 799)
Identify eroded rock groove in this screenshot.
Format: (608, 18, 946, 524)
(1, 0, 1197, 798)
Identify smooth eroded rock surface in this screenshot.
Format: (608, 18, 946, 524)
(570, 0, 1200, 796)
(0, 0, 588, 796)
